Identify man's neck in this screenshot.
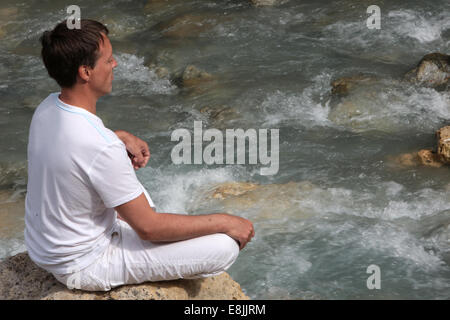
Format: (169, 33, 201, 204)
(59, 86, 98, 115)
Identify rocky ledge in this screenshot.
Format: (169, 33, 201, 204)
(0, 252, 249, 300)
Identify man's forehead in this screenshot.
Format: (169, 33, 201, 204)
(99, 33, 112, 55)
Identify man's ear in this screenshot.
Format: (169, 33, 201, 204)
(77, 65, 91, 82)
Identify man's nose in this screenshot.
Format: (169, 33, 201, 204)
(112, 57, 118, 68)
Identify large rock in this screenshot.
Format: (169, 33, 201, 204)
(0, 252, 249, 300)
(436, 126, 450, 164)
(405, 53, 450, 90)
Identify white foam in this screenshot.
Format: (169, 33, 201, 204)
(112, 53, 177, 96)
(360, 224, 445, 271)
(138, 166, 245, 214)
(388, 10, 450, 43)
(329, 80, 450, 133)
(259, 72, 334, 128)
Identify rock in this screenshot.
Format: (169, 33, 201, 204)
(0, 252, 249, 300)
(0, 7, 18, 17)
(0, 26, 5, 39)
(0, 7, 19, 39)
(110, 39, 139, 55)
(22, 95, 43, 110)
(330, 74, 378, 97)
(146, 63, 170, 79)
(210, 182, 259, 200)
(171, 65, 218, 94)
(250, 0, 281, 6)
(404, 53, 450, 90)
(195, 181, 317, 221)
(0, 162, 27, 188)
(386, 152, 421, 168)
(417, 149, 443, 168)
(436, 126, 450, 164)
(152, 13, 228, 39)
(199, 106, 239, 126)
(387, 150, 443, 168)
(144, 0, 175, 13)
(181, 65, 214, 87)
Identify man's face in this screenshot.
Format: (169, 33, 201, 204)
(89, 33, 117, 97)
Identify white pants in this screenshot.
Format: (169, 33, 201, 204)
(53, 219, 240, 291)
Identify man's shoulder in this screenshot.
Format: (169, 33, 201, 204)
(32, 92, 124, 156)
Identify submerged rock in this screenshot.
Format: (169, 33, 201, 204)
(171, 65, 219, 95)
(197, 181, 317, 221)
(387, 126, 450, 169)
(0, 7, 19, 39)
(250, 0, 283, 6)
(387, 151, 421, 168)
(181, 65, 214, 87)
(330, 74, 378, 97)
(144, 0, 177, 14)
(388, 149, 444, 168)
(328, 74, 397, 132)
(199, 106, 239, 127)
(0, 252, 249, 300)
(210, 182, 259, 200)
(152, 13, 229, 39)
(146, 62, 171, 79)
(405, 53, 450, 90)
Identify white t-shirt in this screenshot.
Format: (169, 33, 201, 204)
(25, 92, 154, 274)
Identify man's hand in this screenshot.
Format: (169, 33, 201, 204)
(221, 213, 255, 250)
(115, 130, 150, 169)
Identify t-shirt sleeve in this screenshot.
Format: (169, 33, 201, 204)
(87, 141, 143, 208)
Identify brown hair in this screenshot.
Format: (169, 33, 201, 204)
(40, 19, 109, 88)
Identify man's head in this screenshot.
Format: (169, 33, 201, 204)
(40, 19, 117, 96)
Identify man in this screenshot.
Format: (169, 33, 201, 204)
(25, 19, 254, 291)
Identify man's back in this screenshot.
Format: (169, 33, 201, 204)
(25, 92, 143, 274)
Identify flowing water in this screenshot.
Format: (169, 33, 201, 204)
(0, 0, 449, 299)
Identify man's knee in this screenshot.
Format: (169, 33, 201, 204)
(212, 233, 240, 268)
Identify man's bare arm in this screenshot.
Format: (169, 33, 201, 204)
(115, 193, 255, 250)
